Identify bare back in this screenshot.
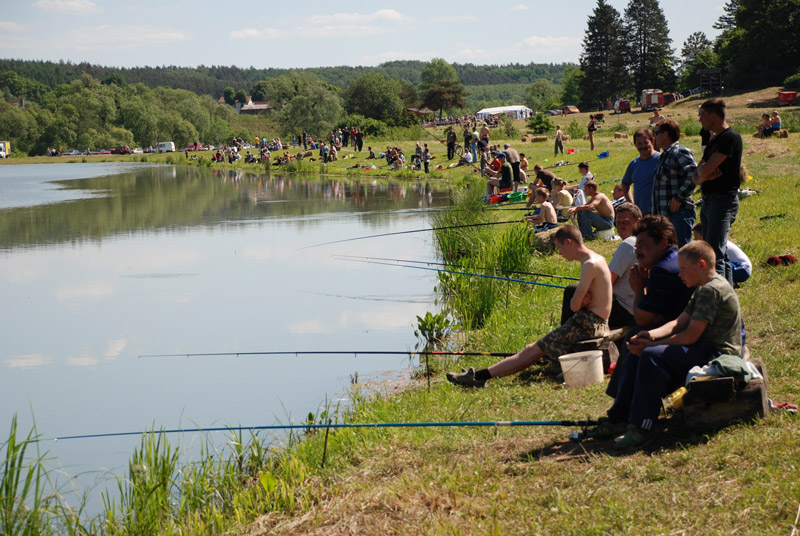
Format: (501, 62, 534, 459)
(592, 192, 615, 219)
(541, 201, 557, 223)
(571, 249, 613, 320)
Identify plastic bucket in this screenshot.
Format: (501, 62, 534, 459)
(558, 350, 604, 387)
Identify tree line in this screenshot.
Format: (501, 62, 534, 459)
(573, 0, 800, 110)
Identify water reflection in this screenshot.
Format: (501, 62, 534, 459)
(0, 162, 451, 513)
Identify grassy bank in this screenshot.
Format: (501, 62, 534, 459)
(3, 90, 800, 535)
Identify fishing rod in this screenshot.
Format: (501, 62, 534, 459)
(343, 259, 567, 289)
(419, 124, 483, 174)
(334, 255, 579, 281)
(139, 350, 515, 359)
(39, 418, 599, 443)
(297, 219, 520, 250)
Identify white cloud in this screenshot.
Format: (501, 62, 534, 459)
(104, 339, 127, 359)
(0, 21, 24, 33)
(34, 0, 99, 15)
(5, 354, 53, 368)
(232, 9, 412, 41)
(65, 25, 187, 51)
(66, 356, 99, 367)
(511, 4, 529, 11)
(287, 320, 332, 334)
(55, 282, 115, 300)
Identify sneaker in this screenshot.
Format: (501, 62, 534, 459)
(445, 367, 486, 388)
(585, 417, 627, 440)
(614, 424, 650, 450)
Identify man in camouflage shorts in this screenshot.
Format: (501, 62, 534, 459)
(447, 225, 611, 388)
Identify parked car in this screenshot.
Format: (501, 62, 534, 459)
(544, 109, 562, 115)
(560, 105, 581, 115)
(90, 149, 112, 155)
(111, 146, 131, 154)
(132, 148, 144, 154)
(663, 92, 677, 105)
(62, 149, 84, 156)
(183, 144, 206, 152)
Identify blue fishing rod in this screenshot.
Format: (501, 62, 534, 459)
(334, 255, 579, 281)
(341, 258, 567, 289)
(38, 418, 599, 443)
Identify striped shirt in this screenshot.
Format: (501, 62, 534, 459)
(651, 141, 697, 216)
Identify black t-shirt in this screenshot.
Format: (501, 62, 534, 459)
(536, 169, 557, 190)
(701, 127, 742, 195)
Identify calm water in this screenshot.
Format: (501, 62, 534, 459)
(0, 162, 450, 506)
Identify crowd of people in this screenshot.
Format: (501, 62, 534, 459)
(448, 98, 754, 450)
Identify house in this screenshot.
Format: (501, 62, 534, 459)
(240, 100, 271, 115)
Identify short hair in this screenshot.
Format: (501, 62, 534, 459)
(633, 128, 654, 144)
(578, 161, 589, 170)
(633, 215, 677, 247)
(533, 164, 543, 171)
(692, 222, 703, 233)
(700, 98, 726, 121)
(535, 187, 549, 199)
(615, 202, 642, 220)
(583, 180, 598, 191)
(679, 241, 716, 266)
(762, 113, 770, 119)
(554, 225, 583, 245)
(658, 119, 681, 143)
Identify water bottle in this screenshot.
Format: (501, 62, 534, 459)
(662, 386, 687, 413)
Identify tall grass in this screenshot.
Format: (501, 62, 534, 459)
(1, 416, 46, 536)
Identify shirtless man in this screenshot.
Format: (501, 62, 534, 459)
(523, 188, 558, 232)
(554, 124, 565, 156)
(649, 108, 665, 127)
(569, 180, 615, 239)
(479, 122, 491, 146)
(446, 225, 612, 387)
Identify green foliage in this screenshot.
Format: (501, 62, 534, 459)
(623, 0, 677, 94)
(528, 113, 554, 134)
(784, 71, 800, 89)
(781, 111, 800, 133)
(580, 0, 629, 108)
(525, 79, 561, 112)
(414, 311, 455, 349)
(565, 119, 584, 140)
(278, 83, 342, 138)
(423, 80, 468, 118)
(223, 87, 235, 106)
(421, 58, 460, 88)
(680, 119, 702, 136)
(1, 416, 46, 536)
(499, 116, 519, 139)
(343, 74, 407, 125)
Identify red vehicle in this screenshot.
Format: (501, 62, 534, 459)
(641, 89, 664, 111)
(560, 105, 581, 115)
(183, 143, 207, 152)
(778, 91, 798, 105)
(614, 99, 631, 113)
(111, 146, 131, 155)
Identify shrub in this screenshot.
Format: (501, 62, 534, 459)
(566, 119, 584, 140)
(782, 110, 800, 133)
(680, 119, 702, 136)
(783, 71, 800, 89)
(499, 116, 519, 138)
(528, 114, 554, 134)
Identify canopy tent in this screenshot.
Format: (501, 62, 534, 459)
(476, 105, 533, 120)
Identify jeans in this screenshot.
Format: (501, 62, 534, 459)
(577, 211, 614, 239)
(555, 137, 564, 156)
(701, 192, 739, 286)
(668, 202, 696, 247)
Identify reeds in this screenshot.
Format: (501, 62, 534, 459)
(1, 416, 46, 536)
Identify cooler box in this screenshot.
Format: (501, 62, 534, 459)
(778, 91, 797, 105)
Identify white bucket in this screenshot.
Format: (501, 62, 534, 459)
(558, 350, 604, 388)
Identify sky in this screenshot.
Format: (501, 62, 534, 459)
(2, 1, 726, 70)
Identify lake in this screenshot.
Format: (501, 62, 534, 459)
(0, 162, 450, 507)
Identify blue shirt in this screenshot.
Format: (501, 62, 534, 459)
(622, 152, 660, 215)
(637, 247, 695, 322)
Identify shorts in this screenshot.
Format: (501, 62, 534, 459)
(537, 308, 608, 359)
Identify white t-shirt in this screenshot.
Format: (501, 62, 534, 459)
(727, 241, 751, 274)
(607, 236, 637, 314)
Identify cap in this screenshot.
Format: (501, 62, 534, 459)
(497, 152, 506, 158)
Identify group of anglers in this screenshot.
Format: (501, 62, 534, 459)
(447, 98, 752, 449)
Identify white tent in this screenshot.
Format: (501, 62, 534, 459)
(476, 105, 533, 120)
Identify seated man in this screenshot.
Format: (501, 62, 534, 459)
(594, 240, 743, 449)
(768, 110, 782, 135)
(569, 180, 615, 239)
(446, 226, 611, 388)
(456, 150, 474, 166)
(523, 188, 558, 232)
(484, 152, 512, 195)
(561, 202, 641, 329)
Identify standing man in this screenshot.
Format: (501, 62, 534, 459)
(620, 128, 660, 216)
(503, 143, 522, 190)
(446, 127, 457, 160)
(554, 124, 565, 157)
(651, 119, 697, 247)
(463, 125, 471, 156)
(693, 98, 743, 285)
(569, 180, 615, 240)
(479, 122, 491, 146)
(302, 129, 308, 150)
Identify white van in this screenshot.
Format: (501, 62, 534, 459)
(156, 142, 176, 153)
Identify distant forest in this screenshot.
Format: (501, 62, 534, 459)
(0, 59, 570, 99)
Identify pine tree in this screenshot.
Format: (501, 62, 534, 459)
(680, 32, 713, 75)
(579, 0, 629, 110)
(712, 0, 740, 31)
(623, 0, 676, 94)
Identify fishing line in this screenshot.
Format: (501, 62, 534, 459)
(139, 350, 516, 358)
(39, 419, 599, 442)
(334, 255, 579, 281)
(342, 259, 567, 289)
(297, 219, 520, 250)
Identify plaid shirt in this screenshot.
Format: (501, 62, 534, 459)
(651, 141, 697, 215)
